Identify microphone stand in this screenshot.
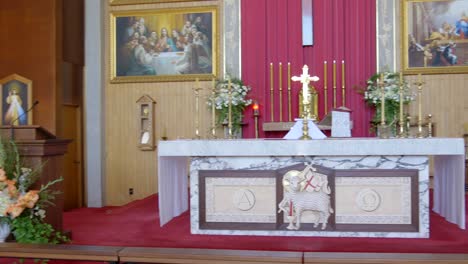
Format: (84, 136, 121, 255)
(9, 100, 39, 141)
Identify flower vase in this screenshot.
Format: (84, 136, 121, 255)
(0, 222, 11, 242)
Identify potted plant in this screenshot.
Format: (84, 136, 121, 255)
(363, 72, 415, 134)
(0, 140, 68, 244)
(208, 78, 252, 137)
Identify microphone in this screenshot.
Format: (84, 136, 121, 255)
(10, 100, 39, 140)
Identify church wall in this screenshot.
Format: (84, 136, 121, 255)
(105, 1, 222, 206)
(0, 0, 60, 133)
(377, 0, 468, 138)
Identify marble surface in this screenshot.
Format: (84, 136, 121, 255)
(158, 138, 465, 229)
(190, 156, 429, 238)
(159, 138, 464, 156)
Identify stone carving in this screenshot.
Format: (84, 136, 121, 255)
(232, 188, 256, 211)
(356, 188, 381, 212)
(278, 164, 333, 230)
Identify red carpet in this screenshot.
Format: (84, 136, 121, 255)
(62, 193, 468, 254)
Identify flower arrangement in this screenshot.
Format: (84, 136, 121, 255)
(364, 72, 415, 130)
(208, 78, 252, 134)
(0, 140, 68, 244)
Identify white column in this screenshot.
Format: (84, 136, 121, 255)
(84, 0, 105, 207)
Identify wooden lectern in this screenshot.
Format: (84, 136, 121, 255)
(0, 125, 71, 232)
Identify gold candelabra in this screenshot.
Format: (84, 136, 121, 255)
(227, 78, 233, 139)
(253, 102, 260, 138)
(427, 114, 433, 138)
(210, 78, 217, 138)
(414, 74, 425, 138)
(398, 72, 406, 138)
(193, 78, 202, 139)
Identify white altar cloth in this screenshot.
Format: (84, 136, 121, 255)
(157, 138, 466, 229)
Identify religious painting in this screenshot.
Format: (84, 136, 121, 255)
(402, 0, 468, 74)
(110, 6, 218, 83)
(0, 74, 33, 126)
(110, 0, 208, 5)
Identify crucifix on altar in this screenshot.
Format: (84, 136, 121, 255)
(284, 65, 326, 140)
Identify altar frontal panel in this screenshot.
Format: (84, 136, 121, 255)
(198, 164, 420, 235)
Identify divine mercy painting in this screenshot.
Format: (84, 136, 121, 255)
(111, 6, 217, 82)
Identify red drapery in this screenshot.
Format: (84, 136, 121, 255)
(241, 0, 376, 138)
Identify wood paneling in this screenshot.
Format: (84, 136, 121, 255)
(0, 0, 60, 133)
(105, 1, 222, 205)
(405, 74, 468, 138)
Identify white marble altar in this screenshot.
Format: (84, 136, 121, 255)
(190, 155, 428, 237)
(158, 138, 466, 232)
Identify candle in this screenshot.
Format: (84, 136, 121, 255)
(279, 62, 283, 122)
(399, 72, 404, 125)
(333, 60, 337, 108)
(228, 78, 232, 137)
(333, 60, 336, 87)
(211, 78, 216, 132)
(288, 62, 292, 121)
(270, 62, 274, 122)
(380, 73, 385, 125)
(324, 61, 328, 114)
(341, 60, 345, 107)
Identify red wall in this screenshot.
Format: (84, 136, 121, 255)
(241, 0, 376, 138)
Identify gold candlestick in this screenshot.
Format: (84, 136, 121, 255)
(211, 78, 217, 138)
(415, 74, 424, 138)
(341, 60, 345, 107)
(279, 62, 283, 122)
(333, 60, 337, 108)
(288, 62, 292, 121)
(427, 114, 433, 138)
(398, 72, 405, 137)
(379, 73, 385, 126)
(270, 62, 274, 122)
(193, 78, 202, 139)
(228, 78, 233, 139)
(324, 61, 328, 115)
(253, 102, 259, 139)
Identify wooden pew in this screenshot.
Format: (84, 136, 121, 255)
(304, 252, 468, 264)
(0, 243, 122, 263)
(119, 247, 303, 264)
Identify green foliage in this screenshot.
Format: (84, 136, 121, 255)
(207, 78, 252, 134)
(11, 215, 68, 244)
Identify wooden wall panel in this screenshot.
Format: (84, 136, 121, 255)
(0, 0, 59, 133)
(105, 1, 221, 205)
(405, 74, 468, 138)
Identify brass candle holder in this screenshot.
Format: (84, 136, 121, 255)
(193, 82, 202, 139)
(227, 78, 233, 139)
(414, 74, 425, 138)
(398, 72, 406, 138)
(406, 116, 412, 138)
(253, 102, 260, 139)
(210, 78, 217, 139)
(427, 114, 433, 138)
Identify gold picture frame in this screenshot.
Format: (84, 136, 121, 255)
(110, 6, 218, 83)
(0, 74, 33, 126)
(110, 0, 203, 6)
(401, 0, 468, 74)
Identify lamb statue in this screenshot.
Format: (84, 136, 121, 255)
(278, 165, 333, 230)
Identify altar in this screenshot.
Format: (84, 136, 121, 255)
(158, 138, 466, 238)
